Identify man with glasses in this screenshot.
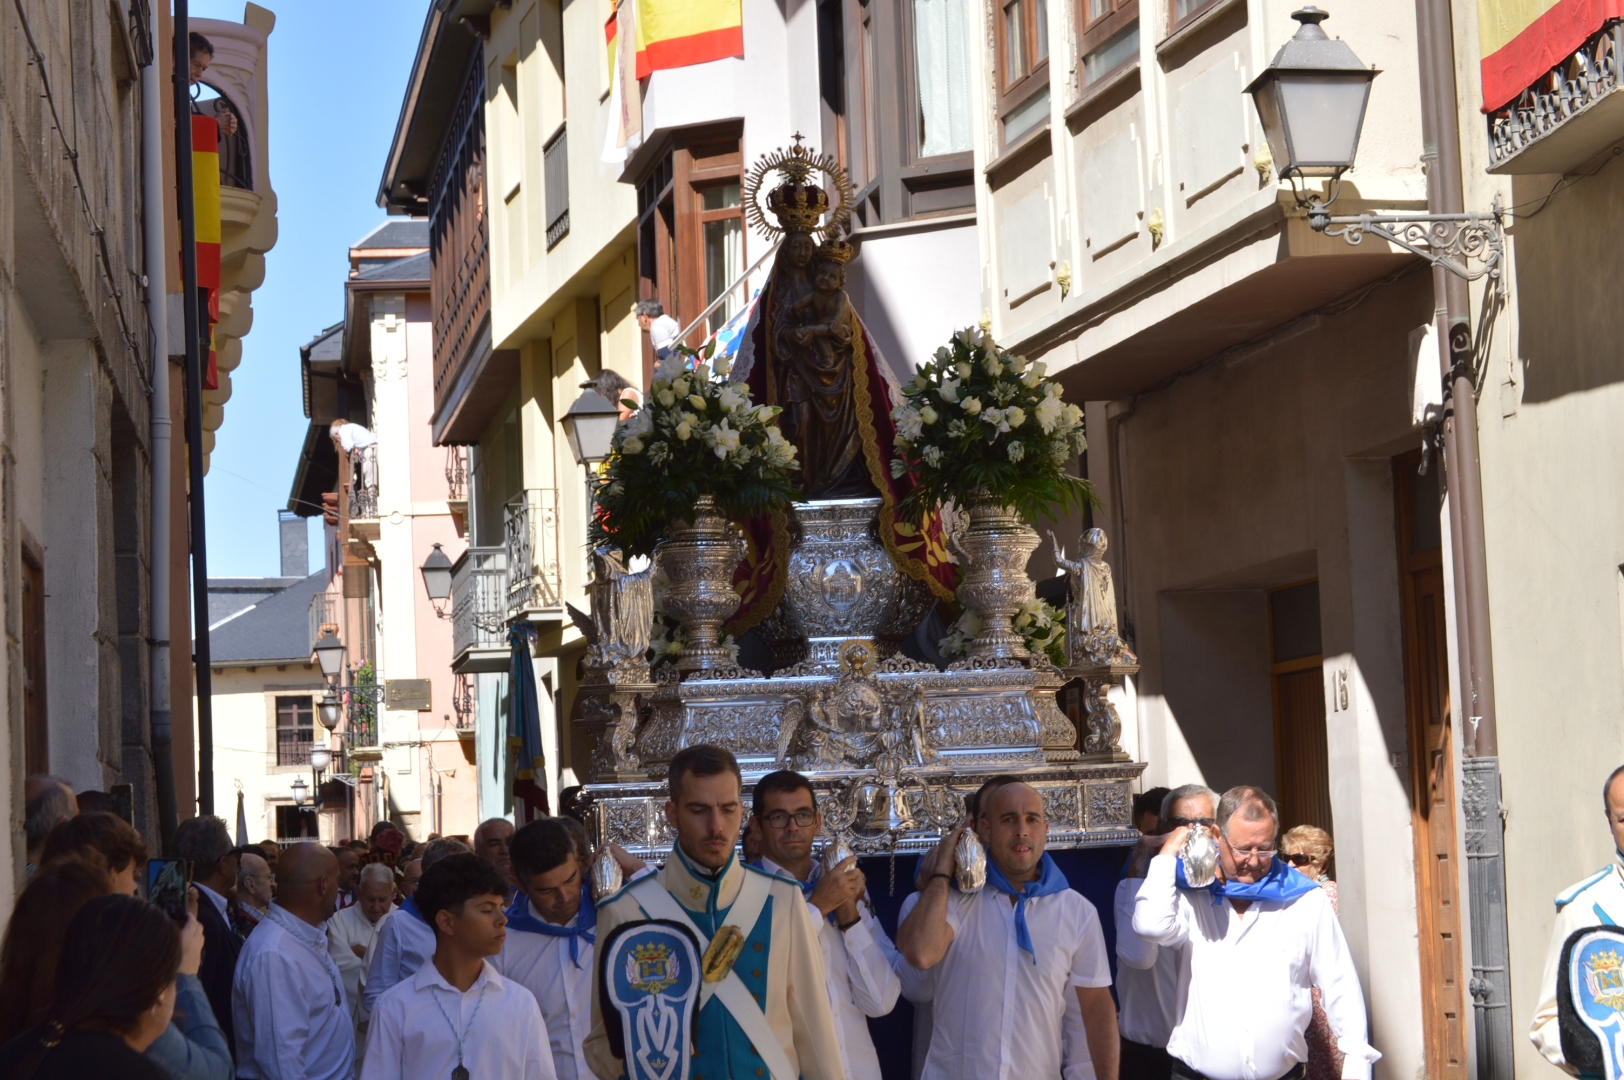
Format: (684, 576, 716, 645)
(1114, 785, 1217, 1080)
(1134, 786, 1377, 1080)
(748, 769, 900, 1080)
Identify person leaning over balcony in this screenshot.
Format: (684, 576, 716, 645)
(634, 298, 680, 361)
(330, 419, 378, 499)
(186, 32, 239, 138)
(1133, 787, 1377, 1080)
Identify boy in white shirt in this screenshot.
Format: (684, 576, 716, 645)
(361, 853, 555, 1080)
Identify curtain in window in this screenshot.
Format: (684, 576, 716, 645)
(914, 0, 974, 158)
(705, 217, 744, 333)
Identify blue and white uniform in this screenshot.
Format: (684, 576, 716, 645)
(1531, 857, 1624, 1071)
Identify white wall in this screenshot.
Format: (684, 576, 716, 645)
(847, 221, 982, 382)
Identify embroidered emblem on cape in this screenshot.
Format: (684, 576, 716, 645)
(601, 920, 703, 1080)
(1570, 927, 1624, 1080)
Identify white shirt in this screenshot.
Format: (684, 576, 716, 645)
(364, 901, 436, 1013)
(1133, 854, 1379, 1080)
(648, 313, 680, 355)
(232, 903, 357, 1080)
(492, 899, 595, 1080)
(328, 903, 394, 1027)
(758, 857, 902, 1080)
(1114, 877, 1180, 1045)
(1063, 991, 1097, 1080)
(361, 958, 555, 1080)
(1531, 857, 1624, 1071)
(909, 878, 1112, 1080)
(333, 423, 377, 452)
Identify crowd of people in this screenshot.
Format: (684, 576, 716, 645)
(0, 755, 1379, 1080)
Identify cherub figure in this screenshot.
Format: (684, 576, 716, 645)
(788, 241, 855, 361)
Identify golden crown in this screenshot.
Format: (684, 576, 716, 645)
(744, 134, 854, 241)
(816, 238, 854, 265)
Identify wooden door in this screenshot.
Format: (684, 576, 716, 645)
(21, 542, 47, 776)
(1270, 580, 1333, 833)
(1394, 451, 1467, 1079)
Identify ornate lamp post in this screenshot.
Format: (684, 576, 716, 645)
(1247, 6, 1504, 287)
(420, 543, 454, 619)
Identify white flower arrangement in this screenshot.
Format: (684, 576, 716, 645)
(938, 598, 1066, 666)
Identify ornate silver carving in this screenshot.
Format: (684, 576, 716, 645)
(655, 495, 747, 672)
(1085, 782, 1132, 829)
(585, 547, 654, 682)
(771, 499, 933, 673)
(1052, 528, 1137, 669)
(949, 491, 1040, 660)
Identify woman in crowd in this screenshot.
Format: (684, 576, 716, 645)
(1281, 824, 1343, 1080)
(0, 893, 179, 1078)
(0, 859, 114, 1042)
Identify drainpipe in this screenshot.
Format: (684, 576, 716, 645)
(174, 0, 217, 817)
(1413, 0, 1512, 1076)
(142, 0, 179, 849)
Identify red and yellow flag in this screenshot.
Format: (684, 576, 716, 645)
(633, 0, 743, 79)
(1479, 0, 1624, 111)
(190, 115, 222, 390)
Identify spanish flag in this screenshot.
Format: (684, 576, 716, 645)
(1478, 0, 1624, 111)
(634, 0, 743, 79)
(191, 115, 222, 390)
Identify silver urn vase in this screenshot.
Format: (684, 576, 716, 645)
(770, 498, 932, 672)
(948, 490, 1040, 661)
(655, 495, 745, 673)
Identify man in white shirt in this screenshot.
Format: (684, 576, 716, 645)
(1531, 762, 1624, 1072)
(233, 842, 356, 1080)
(1134, 786, 1378, 1080)
(329, 863, 398, 1052)
(1117, 785, 1217, 1080)
(749, 769, 900, 1080)
(635, 298, 681, 359)
(365, 837, 470, 1013)
(330, 419, 378, 499)
(898, 776, 1120, 1080)
(363, 852, 554, 1080)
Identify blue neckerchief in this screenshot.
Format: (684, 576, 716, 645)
(504, 885, 597, 967)
(1175, 856, 1320, 906)
(985, 853, 1069, 963)
(748, 858, 818, 900)
(399, 894, 427, 924)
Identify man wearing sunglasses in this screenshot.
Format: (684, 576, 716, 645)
(748, 769, 900, 1080)
(1133, 786, 1378, 1080)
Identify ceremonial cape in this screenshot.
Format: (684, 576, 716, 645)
(1534, 857, 1624, 1070)
(585, 848, 845, 1080)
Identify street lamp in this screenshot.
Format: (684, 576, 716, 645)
(318, 690, 340, 731)
(310, 742, 332, 773)
(1244, 5, 1505, 286)
(312, 631, 345, 683)
(291, 776, 309, 807)
(561, 388, 621, 467)
(420, 543, 454, 618)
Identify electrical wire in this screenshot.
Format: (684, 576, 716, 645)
(1501, 143, 1624, 220)
(11, 0, 149, 387)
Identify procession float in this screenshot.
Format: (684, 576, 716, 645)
(574, 139, 1146, 864)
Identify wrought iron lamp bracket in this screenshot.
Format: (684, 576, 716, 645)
(1308, 192, 1506, 293)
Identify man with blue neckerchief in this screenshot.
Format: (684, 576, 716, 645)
(585, 744, 845, 1080)
(748, 769, 900, 1080)
(897, 775, 1120, 1080)
(1134, 786, 1377, 1080)
(1531, 763, 1624, 1072)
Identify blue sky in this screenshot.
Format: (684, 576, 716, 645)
(196, 0, 425, 577)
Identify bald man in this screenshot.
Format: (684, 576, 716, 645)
(233, 842, 356, 1080)
(474, 817, 517, 902)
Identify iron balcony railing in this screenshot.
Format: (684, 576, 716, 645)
(276, 726, 313, 766)
(308, 593, 337, 653)
(446, 447, 467, 502)
(348, 444, 379, 520)
(452, 546, 508, 658)
(505, 489, 562, 613)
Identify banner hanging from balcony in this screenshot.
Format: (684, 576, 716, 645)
(604, 0, 644, 164)
(633, 0, 743, 79)
(1479, 0, 1624, 111)
(507, 621, 551, 824)
(190, 114, 222, 390)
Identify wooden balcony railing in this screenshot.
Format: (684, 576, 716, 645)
(430, 55, 490, 414)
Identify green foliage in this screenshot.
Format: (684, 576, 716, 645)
(891, 327, 1095, 523)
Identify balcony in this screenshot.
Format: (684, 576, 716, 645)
(307, 593, 337, 653)
(347, 444, 379, 522)
(452, 546, 510, 672)
(276, 726, 314, 766)
(544, 125, 570, 249)
(446, 447, 469, 533)
(1488, 21, 1624, 174)
(505, 489, 562, 616)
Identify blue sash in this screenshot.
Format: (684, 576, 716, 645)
(985, 853, 1069, 962)
(399, 894, 428, 924)
(1177, 856, 1320, 906)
